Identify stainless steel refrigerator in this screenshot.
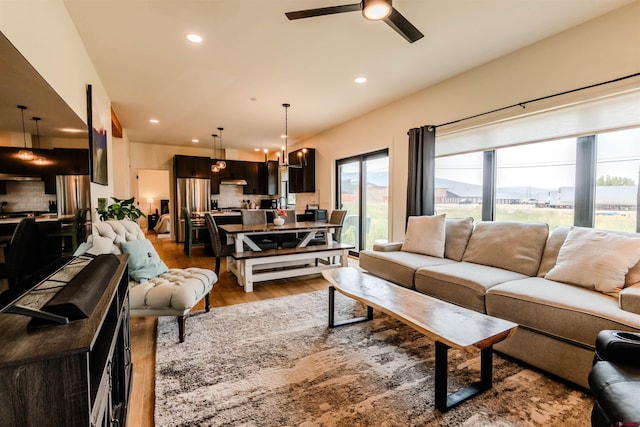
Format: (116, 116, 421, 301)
(56, 175, 91, 216)
(176, 177, 210, 242)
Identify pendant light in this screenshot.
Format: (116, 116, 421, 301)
(280, 103, 302, 169)
(210, 133, 220, 173)
(216, 127, 226, 170)
(32, 116, 47, 165)
(17, 105, 34, 161)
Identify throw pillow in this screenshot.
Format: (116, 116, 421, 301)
(401, 214, 446, 258)
(120, 239, 169, 282)
(444, 217, 474, 261)
(545, 227, 640, 297)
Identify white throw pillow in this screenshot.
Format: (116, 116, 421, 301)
(401, 214, 446, 258)
(545, 227, 640, 297)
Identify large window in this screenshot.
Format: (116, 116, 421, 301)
(595, 128, 640, 232)
(495, 139, 576, 228)
(434, 152, 483, 222)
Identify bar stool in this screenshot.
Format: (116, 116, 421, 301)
(0, 217, 37, 289)
(45, 208, 88, 256)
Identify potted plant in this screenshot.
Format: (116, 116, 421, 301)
(97, 196, 146, 221)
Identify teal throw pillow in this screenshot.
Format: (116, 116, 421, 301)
(120, 239, 168, 281)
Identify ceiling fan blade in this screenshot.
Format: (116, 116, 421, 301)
(383, 7, 424, 43)
(285, 3, 361, 20)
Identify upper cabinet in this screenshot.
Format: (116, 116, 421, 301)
(288, 148, 315, 193)
(219, 160, 245, 181)
(175, 155, 211, 178)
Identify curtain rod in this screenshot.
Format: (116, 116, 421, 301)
(435, 72, 640, 129)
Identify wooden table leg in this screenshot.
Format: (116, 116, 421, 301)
(434, 341, 493, 412)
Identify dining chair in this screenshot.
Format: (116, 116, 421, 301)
(183, 207, 208, 257)
(310, 209, 347, 245)
(240, 209, 278, 250)
(45, 208, 88, 256)
(203, 213, 233, 276)
(0, 217, 37, 289)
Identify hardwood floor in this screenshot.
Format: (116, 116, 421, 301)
(127, 232, 333, 427)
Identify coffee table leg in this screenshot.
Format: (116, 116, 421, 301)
(434, 341, 493, 412)
(328, 286, 373, 328)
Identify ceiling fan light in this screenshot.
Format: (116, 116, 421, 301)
(363, 0, 392, 20)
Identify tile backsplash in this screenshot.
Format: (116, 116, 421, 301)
(1, 181, 56, 213)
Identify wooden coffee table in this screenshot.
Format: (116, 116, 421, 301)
(322, 267, 518, 412)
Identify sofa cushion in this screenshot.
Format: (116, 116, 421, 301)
(359, 249, 456, 289)
(444, 217, 474, 261)
(401, 214, 446, 258)
(545, 227, 640, 297)
(120, 238, 169, 281)
(462, 221, 548, 276)
(537, 226, 571, 277)
(486, 277, 640, 349)
(415, 262, 528, 313)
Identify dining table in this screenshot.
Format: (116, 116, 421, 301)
(218, 220, 342, 253)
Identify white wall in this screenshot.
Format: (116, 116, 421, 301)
(0, 0, 114, 221)
(293, 1, 640, 241)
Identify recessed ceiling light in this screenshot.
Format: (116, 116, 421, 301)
(355, 76, 367, 84)
(192, 139, 199, 143)
(186, 34, 203, 43)
(61, 128, 84, 133)
(281, 134, 287, 138)
(254, 148, 260, 151)
(150, 119, 159, 124)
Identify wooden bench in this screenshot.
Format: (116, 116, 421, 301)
(230, 243, 354, 292)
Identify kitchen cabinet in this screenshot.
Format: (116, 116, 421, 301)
(266, 160, 278, 195)
(0, 255, 131, 427)
(288, 148, 315, 193)
(210, 159, 221, 194)
(243, 161, 263, 195)
(175, 155, 211, 178)
(219, 159, 245, 181)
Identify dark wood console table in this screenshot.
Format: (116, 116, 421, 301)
(0, 255, 131, 426)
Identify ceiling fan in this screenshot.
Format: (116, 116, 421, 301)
(285, 0, 424, 43)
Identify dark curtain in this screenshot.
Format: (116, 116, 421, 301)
(406, 126, 436, 221)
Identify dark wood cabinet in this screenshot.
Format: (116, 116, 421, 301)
(266, 160, 278, 195)
(210, 159, 221, 194)
(0, 255, 131, 427)
(288, 148, 315, 193)
(219, 159, 245, 181)
(175, 155, 211, 178)
(243, 162, 263, 195)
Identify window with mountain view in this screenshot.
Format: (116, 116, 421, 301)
(434, 151, 483, 222)
(495, 139, 576, 228)
(594, 128, 640, 232)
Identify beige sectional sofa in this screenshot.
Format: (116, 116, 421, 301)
(359, 217, 640, 388)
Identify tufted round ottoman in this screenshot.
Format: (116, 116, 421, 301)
(129, 267, 217, 342)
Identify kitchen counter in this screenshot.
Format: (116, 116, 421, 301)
(0, 214, 74, 225)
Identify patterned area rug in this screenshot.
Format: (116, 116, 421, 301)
(155, 290, 594, 426)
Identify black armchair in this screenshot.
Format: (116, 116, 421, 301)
(588, 330, 640, 427)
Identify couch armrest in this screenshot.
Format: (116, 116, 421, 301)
(372, 241, 403, 252)
(620, 282, 640, 315)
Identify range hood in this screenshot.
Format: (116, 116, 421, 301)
(220, 179, 247, 186)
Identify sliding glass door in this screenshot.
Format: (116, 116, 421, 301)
(336, 149, 389, 254)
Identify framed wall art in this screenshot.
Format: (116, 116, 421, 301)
(87, 84, 108, 185)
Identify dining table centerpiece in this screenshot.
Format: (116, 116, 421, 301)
(273, 209, 287, 225)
